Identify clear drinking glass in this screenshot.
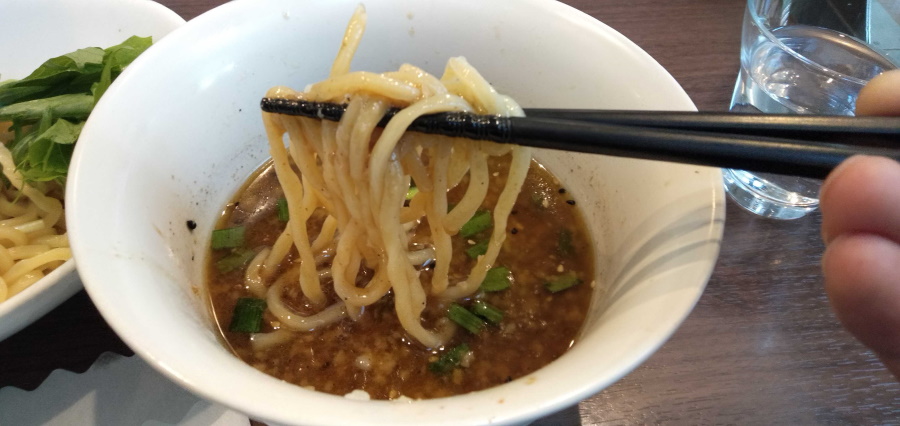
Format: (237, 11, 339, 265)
(725, 0, 899, 220)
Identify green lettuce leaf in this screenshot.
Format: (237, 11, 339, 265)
(0, 94, 93, 122)
(91, 36, 153, 103)
(0, 35, 152, 184)
(0, 47, 105, 107)
(11, 117, 81, 183)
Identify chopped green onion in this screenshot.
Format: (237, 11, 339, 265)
(558, 229, 574, 256)
(211, 225, 245, 250)
(471, 300, 503, 324)
(459, 209, 492, 238)
(447, 303, 485, 334)
(465, 240, 489, 259)
(276, 197, 289, 222)
(480, 266, 511, 292)
(406, 185, 419, 200)
(544, 271, 582, 293)
(428, 343, 470, 374)
(215, 248, 256, 273)
(228, 298, 267, 333)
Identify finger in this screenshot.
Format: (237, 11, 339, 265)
(822, 232, 900, 379)
(820, 155, 900, 244)
(856, 69, 900, 116)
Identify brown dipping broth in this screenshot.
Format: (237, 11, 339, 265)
(207, 156, 594, 399)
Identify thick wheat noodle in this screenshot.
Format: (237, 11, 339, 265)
(0, 142, 70, 303)
(319, 120, 348, 222)
(283, 116, 331, 212)
(297, 177, 329, 304)
(332, 223, 392, 306)
(318, 109, 381, 267)
(398, 143, 431, 192)
(0, 210, 37, 227)
(390, 64, 447, 97)
(443, 147, 489, 233)
(424, 142, 452, 295)
(332, 104, 360, 221)
(330, 223, 362, 305)
(443, 147, 531, 300)
(15, 219, 49, 234)
(446, 143, 472, 189)
(264, 113, 327, 306)
(22, 189, 62, 228)
(266, 274, 347, 331)
(250, 328, 294, 351)
(2, 247, 71, 284)
(0, 198, 28, 217)
(310, 216, 338, 252)
(0, 247, 14, 271)
(8, 245, 51, 260)
(262, 228, 292, 279)
(312, 72, 421, 104)
(398, 193, 426, 224)
(367, 95, 472, 206)
(8, 272, 42, 295)
(33, 234, 68, 248)
(377, 167, 444, 346)
(27, 228, 56, 240)
(245, 247, 271, 298)
(249, 5, 530, 347)
(349, 101, 386, 185)
(0, 227, 28, 247)
(329, 6, 366, 78)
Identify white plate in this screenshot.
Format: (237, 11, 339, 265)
(0, 352, 248, 425)
(0, 0, 185, 341)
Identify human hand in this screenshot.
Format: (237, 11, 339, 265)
(820, 69, 900, 380)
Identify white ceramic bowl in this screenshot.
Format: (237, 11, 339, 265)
(0, 0, 184, 341)
(67, 0, 725, 424)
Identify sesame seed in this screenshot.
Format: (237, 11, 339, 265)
(556, 264, 564, 272)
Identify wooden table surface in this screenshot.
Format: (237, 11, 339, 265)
(2, 0, 898, 424)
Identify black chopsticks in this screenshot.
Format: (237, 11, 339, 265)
(260, 97, 900, 179)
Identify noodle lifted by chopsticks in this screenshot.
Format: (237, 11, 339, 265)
(256, 5, 530, 348)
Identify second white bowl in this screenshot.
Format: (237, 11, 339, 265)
(0, 0, 185, 341)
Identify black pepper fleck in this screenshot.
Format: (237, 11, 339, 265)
(510, 210, 518, 215)
(558, 188, 566, 194)
(186, 220, 197, 231)
(511, 228, 518, 235)
(566, 200, 576, 205)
